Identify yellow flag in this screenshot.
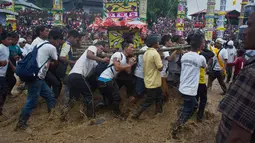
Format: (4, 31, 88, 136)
(233, 0, 236, 5)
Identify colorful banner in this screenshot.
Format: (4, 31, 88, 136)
(53, 0, 63, 10)
(107, 12, 138, 18)
(52, 0, 63, 26)
(139, 0, 147, 20)
(108, 29, 140, 48)
(5, 0, 16, 30)
(105, 1, 138, 19)
(176, 0, 186, 36)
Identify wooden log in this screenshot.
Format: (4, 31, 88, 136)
(102, 45, 191, 57)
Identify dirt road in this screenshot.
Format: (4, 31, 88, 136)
(0, 81, 224, 143)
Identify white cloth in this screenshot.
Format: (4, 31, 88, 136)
(160, 46, 170, 77)
(213, 48, 228, 71)
(20, 47, 28, 57)
(70, 46, 98, 78)
(24, 44, 32, 53)
(29, 37, 45, 53)
(0, 44, 10, 77)
(100, 52, 126, 79)
(36, 42, 58, 79)
(227, 47, 237, 63)
(134, 46, 148, 79)
(179, 52, 207, 96)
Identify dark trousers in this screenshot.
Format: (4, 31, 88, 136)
(175, 94, 197, 126)
(98, 80, 120, 111)
(68, 73, 93, 106)
(45, 71, 62, 98)
(116, 78, 135, 97)
(195, 84, 207, 120)
(208, 70, 227, 93)
(135, 77, 146, 97)
(140, 87, 163, 111)
(6, 71, 16, 95)
(233, 74, 238, 81)
(226, 66, 233, 82)
(0, 77, 8, 114)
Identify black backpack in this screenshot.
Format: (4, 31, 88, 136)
(94, 52, 123, 77)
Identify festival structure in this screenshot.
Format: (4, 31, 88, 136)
(0, 0, 18, 26)
(205, 0, 216, 41)
(176, 0, 187, 36)
(216, 0, 227, 38)
(4, 0, 17, 30)
(90, 0, 147, 49)
(52, 0, 64, 26)
(239, 0, 249, 26)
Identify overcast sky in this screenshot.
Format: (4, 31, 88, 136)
(187, 0, 242, 15)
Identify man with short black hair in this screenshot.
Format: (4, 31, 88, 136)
(58, 30, 80, 104)
(66, 41, 110, 119)
(15, 29, 63, 133)
(171, 33, 207, 138)
(0, 32, 12, 121)
(207, 38, 228, 95)
(132, 35, 163, 119)
(98, 41, 136, 117)
(29, 25, 49, 52)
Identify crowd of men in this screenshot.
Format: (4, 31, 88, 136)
(0, 11, 255, 142)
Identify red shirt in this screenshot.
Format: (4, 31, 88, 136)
(227, 57, 246, 75)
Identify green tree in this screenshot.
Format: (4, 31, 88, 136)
(147, 0, 179, 24)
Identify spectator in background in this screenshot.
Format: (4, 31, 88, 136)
(7, 32, 23, 97)
(18, 38, 29, 57)
(226, 49, 246, 81)
(225, 40, 237, 83)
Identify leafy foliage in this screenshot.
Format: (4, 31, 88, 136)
(147, 0, 179, 25)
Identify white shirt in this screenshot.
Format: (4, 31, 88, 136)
(179, 52, 207, 96)
(30, 37, 45, 53)
(0, 44, 9, 77)
(70, 46, 98, 78)
(161, 46, 170, 77)
(227, 47, 236, 63)
(36, 42, 58, 79)
(213, 48, 228, 71)
(100, 52, 126, 79)
(24, 43, 32, 53)
(134, 46, 148, 79)
(20, 47, 28, 57)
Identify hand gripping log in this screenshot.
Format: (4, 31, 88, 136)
(102, 44, 191, 57)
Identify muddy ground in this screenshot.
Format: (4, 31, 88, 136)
(0, 80, 224, 143)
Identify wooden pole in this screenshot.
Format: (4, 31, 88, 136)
(102, 45, 191, 57)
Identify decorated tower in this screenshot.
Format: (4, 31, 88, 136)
(52, 0, 64, 26)
(176, 0, 187, 36)
(139, 0, 148, 21)
(205, 0, 216, 41)
(216, 0, 227, 38)
(239, 0, 248, 26)
(5, 0, 16, 31)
